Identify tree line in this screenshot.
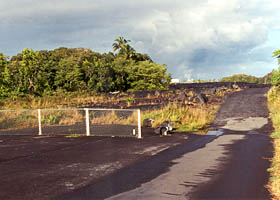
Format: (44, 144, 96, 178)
(219, 73, 272, 84)
(271, 49, 280, 86)
(0, 37, 171, 98)
(220, 50, 279, 85)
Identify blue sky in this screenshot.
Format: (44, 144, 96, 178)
(1, 0, 280, 81)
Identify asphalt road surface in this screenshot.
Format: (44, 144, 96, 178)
(0, 88, 273, 200)
(56, 88, 273, 200)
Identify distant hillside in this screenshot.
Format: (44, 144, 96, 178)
(219, 73, 272, 84)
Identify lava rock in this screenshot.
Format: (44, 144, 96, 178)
(196, 93, 208, 104)
(203, 88, 216, 95)
(176, 91, 188, 101)
(143, 118, 155, 127)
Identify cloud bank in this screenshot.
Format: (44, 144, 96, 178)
(1, 0, 280, 80)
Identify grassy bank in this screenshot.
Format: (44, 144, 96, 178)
(0, 90, 219, 133)
(142, 104, 218, 133)
(267, 86, 280, 199)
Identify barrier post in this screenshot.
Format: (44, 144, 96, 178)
(85, 108, 90, 136)
(38, 109, 42, 136)
(137, 109, 142, 139)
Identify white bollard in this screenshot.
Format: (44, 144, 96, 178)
(137, 109, 142, 139)
(38, 109, 42, 136)
(85, 108, 90, 136)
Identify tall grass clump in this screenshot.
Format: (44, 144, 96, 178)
(41, 110, 84, 126)
(267, 86, 280, 199)
(0, 110, 38, 130)
(142, 104, 218, 133)
(91, 110, 138, 125)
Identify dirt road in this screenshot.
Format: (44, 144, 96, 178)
(0, 87, 273, 200)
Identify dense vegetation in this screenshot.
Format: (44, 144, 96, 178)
(219, 73, 272, 84)
(267, 49, 280, 200)
(0, 37, 171, 98)
(271, 49, 280, 86)
(267, 87, 280, 199)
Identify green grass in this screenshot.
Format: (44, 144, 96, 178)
(0, 110, 38, 130)
(271, 132, 280, 139)
(267, 86, 280, 199)
(65, 134, 84, 138)
(41, 113, 63, 124)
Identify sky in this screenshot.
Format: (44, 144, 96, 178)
(1, 0, 280, 81)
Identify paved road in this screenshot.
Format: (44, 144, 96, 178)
(0, 88, 273, 200)
(58, 88, 273, 200)
(0, 129, 192, 200)
(188, 88, 273, 200)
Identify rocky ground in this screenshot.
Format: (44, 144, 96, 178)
(82, 82, 271, 110)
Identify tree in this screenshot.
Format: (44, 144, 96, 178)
(126, 61, 171, 91)
(112, 37, 130, 52)
(271, 49, 280, 86)
(0, 53, 8, 69)
(111, 56, 133, 91)
(0, 53, 8, 79)
(273, 49, 280, 65)
(82, 57, 114, 92)
(0, 39, 172, 98)
(219, 74, 260, 83)
(54, 56, 86, 92)
(0, 53, 10, 98)
(2, 49, 50, 96)
(112, 36, 136, 59)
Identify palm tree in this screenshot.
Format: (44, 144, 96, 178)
(112, 37, 129, 52)
(112, 37, 135, 59)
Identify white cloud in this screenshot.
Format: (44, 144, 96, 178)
(239, 66, 248, 71)
(128, 0, 274, 79)
(0, 0, 279, 79)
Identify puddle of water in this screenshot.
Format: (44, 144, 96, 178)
(248, 130, 259, 135)
(206, 129, 224, 136)
(33, 136, 52, 139)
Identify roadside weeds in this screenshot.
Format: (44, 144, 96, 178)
(267, 86, 280, 200)
(142, 104, 218, 133)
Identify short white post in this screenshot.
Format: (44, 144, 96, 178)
(38, 109, 42, 136)
(137, 109, 142, 139)
(85, 108, 90, 136)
